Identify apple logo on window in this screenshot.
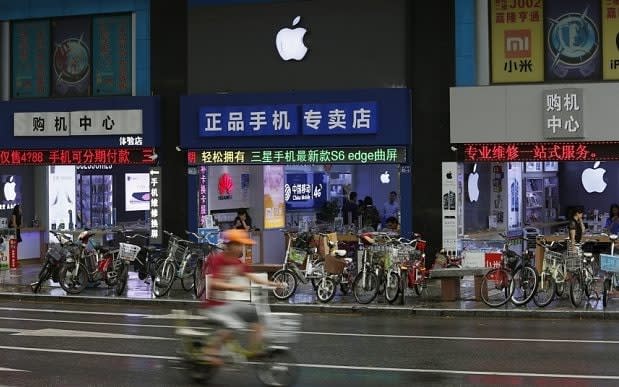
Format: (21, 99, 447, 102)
(468, 164, 479, 202)
(3, 176, 16, 201)
(275, 16, 308, 61)
(581, 161, 607, 193)
(380, 171, 390, 184)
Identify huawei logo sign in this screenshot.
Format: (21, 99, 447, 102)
(218, 173, 234, 199)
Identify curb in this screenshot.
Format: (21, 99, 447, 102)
(1, 292, 618, 320)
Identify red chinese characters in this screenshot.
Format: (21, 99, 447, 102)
(0, 148, 154, 166)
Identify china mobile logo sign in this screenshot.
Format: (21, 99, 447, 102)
(505, 30, 531, 58)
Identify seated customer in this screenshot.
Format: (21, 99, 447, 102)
(233, 209, 252, 231)
(385, 216, 400, 233)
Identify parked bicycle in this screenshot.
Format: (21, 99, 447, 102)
(601, 234, 619, 307)
(567, 244, 599, 307)
(352, 232, 400, 304)
(533, 239, 569, 307)
(32, 231, 77, 293)
(152, 231, 199, 297)
(185, 230, 223, 299)
(271, 230, 326, 300)
(480, 233, 538, 308)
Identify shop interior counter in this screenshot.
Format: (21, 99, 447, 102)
(0, 228, 46, 261)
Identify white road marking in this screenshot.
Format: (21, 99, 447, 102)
(0, 367, 29, 373)
(8, 327, 174, 340)
(0, 345, 618, 381)
(0, 307, 150, 317)
(0, 316, 183, 329)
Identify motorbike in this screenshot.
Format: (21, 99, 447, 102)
(174, 286, 300, 386)
(59, 230, 127, 295)
(31, 231, 77, 293)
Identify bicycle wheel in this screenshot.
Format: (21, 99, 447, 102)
(511, 266, 538, 306)
(32, 262, 52, 294)
(272, 269, 297, 300)
(569, 274, 584, 307)
(59, 263, 88, 295)
(181, 255, 196, 292)
(533, 271, 556, 307)
(480, 268, 512, 307)
(316, 276, 336, 303)
(353, 270, 379, 304)
(194, 258, 206, 298)
(385, 271, 401, 304)
(114, 262, 129, 296)
(153, 260, 175, 297)
(255, 348, 299, 387)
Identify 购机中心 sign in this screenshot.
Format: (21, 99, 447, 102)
(187, 146, 406, 165)
(198, 102, 377, 137)
(543, 88, 583, 139)
(13, 109, 143, 137)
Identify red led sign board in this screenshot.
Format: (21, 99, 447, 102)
(0, 148, 155, 166)
(461, 142, 619, 162)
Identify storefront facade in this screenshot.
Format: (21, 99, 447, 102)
(450, 0, 619, 260)
(0, 1, 162, 262)
(183, 0, 412, 264)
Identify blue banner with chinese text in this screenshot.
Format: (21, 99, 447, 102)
(199, 104, 299, 137)
(301, 102, 377, 135)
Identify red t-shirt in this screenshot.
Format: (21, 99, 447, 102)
(203, 252, 251, 307)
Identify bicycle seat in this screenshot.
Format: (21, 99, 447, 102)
(343, 257, 353, 264)
(333, 249, 347, 257)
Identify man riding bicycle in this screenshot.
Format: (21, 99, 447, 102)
(201, 229, 280, 363)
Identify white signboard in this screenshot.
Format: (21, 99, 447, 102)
(543, 88, 584, 139)
(70, 110, 142, 136)
(14, 112, 70, 136)
(149, 167, 162, 245)
(442, 162, 458, 253)
(13, 110, 142, 137)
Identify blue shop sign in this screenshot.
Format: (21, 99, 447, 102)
(302, 102, 377, 135)
(199, 104, 299, 137)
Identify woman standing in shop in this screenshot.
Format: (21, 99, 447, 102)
(605, 204, 619, 235)
(10, 204, 22, 243)
(568, 208, 585, 248)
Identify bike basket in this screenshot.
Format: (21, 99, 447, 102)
(288, 247, 307, 265)
(564, 251, 583, 272)
(119, 243, 140, 262)
(47, 245, 65, 262)
(600, 254, 619, 273)
(543, 250, 563, 267)
(265, 312, 302, 344)
(325, 254, 346, 274)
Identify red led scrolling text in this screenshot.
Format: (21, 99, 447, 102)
(0, 148, 155, 165)
(464, 144, 599, 162)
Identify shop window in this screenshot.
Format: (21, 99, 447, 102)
(11, 14, 132, 99)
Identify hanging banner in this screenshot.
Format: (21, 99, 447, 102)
(52, 16, 92, 97)
(544, 0, 601, 81)
(263, 165, 285, 229)
(441, 162, 458, 253)
(12, 20, 51, 98)
(491, 0, 544, 83)
(602, 1, 619, 79)
(149, 167, 162, 245)
(93, 14, 132, 96)
(198, 166, 208, 227)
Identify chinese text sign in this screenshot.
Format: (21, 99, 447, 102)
(542, 88, 583, 139)
(149, 167, 162, 245)
(491, 0, 544, 83)
(301, 102, 377, 135)
(199, 105, 299, 137)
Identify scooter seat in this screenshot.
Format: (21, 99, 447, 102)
(334, 249, 347, 257)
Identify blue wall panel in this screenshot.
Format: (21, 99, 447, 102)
(455, 0, 476, 86)
(0, 0, 150, 96)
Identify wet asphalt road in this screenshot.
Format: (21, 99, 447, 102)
(1, 300, 619, 386)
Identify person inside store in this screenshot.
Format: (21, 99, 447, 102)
(360, 196, 381, 231)
(9, 204, 22, 243)
(342, 191, 358, 226)
(605, 204, 619, 235)
(233, 209, 253, 231)
(385, 216, 400, 233)
(199, 229, 281, 364)
(568, 208, 585, 248)
(382, 191, 400, 226)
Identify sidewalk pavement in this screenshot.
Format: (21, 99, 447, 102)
(2, 260, 619, 320)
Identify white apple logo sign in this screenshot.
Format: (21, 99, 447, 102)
(380, 171, 390, 184)
(4, 176, 16, 201)
(468, 164, 479, 202)
(581, 161, 607, 193)
(275, 16, 308, 61)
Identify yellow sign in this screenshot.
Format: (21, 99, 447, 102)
(491, 0, 544, 83)
(603, 1, 619, 79)
(263, 165, 285, 229)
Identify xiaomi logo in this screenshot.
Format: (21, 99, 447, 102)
(504, 30, 531, 58)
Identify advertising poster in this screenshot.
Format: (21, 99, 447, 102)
(602, 1, 619, 79)
(92, 14, 132, 96)
(12, 20, 51, 98)
(52, 16, 92, 97)
(263, 165, 285, 229)
(48, 166, 76, 231)
(491, 0, 544, 83)
(125, 173, 150, 212)
(441, 162, 458, 253)
(544, 0, 601, 81)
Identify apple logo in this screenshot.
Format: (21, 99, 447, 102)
(4, 176, 16, 201)
(468, 164, 479, 202)
(446, 171, 453, 180)
(581, 161, 607, 193)
(380, 171, 390, 184)
(275, 16, 308, 61)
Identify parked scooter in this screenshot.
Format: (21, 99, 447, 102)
(59, 230, 125, 295)
(31, 231, 77, 293)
